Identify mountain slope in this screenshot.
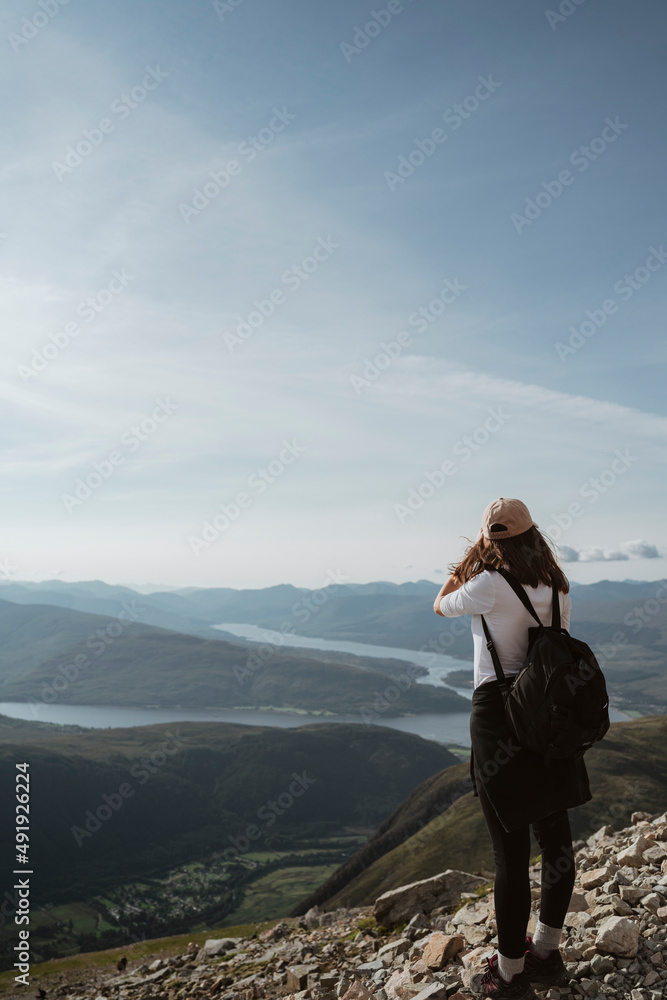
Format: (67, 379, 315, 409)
(0, 599, 469, 715)
(0, 581, 224, 640)
(292, 714, 667, 913)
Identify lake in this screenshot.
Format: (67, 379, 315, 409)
(0, 623, 630, 747)
(0, 701, 474, 747)
(212, 622, 476, 698)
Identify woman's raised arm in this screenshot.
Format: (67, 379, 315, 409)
(433, 574, 463, 615)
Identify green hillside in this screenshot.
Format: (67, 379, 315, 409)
(0, 599, 468, 715)
(2, 578, 666, 713)
(292, 714, 667, 914)
(0, 718, 460, 904)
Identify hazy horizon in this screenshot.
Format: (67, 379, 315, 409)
(1, 566, 666, 592)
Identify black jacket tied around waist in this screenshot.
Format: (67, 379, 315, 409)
(469, 678, 592, 832)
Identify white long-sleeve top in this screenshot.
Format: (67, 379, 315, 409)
(439, 569, 571, 690)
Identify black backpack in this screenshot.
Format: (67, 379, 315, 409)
(480, 567, 610, 765)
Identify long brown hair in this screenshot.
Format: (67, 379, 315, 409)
(448, 525, 569, 593)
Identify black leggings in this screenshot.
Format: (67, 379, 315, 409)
(477, 777, 576, 958)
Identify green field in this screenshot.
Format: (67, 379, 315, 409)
(224, 865, 341, 926)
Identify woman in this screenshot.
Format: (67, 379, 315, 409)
(433, 498, 591, 1000)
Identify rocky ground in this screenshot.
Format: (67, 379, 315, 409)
(16, 809, 667, 1000)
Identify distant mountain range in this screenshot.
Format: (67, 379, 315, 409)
(0, 580, 667, 713)
(1, 576, 664, 713)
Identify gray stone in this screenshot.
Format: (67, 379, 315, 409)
(287, 963, 320, 991)
(373, 870, 487, 925)
(376, 938, 410, 962)
(357, 960, 387, 973)
(410, 984, 448, 1000)
(304, 905, 321, 930)
(641, 893, 663, 914)
(590, 954, 615, 974)
(195, 937, 242, 959)
(405, 913, 431, 940)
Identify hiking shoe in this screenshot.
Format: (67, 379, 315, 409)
(523, 933, 569, 985)
(469, 953, 537, 998)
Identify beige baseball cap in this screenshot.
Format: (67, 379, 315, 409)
(481, 498, 538, 540)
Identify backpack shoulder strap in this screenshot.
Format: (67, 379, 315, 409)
(494, 567, 542, 624)
(494, 566, 562, 629)
(480, 614, 510, 695)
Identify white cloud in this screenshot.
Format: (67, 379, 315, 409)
(621, 539, 660, 559)
(560, 540, 661, 563)
(578, 548, 629, 562)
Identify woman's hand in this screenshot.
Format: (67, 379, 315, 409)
(433, 574, 464, 615)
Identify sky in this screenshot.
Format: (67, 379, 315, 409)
(1, 0, 666, 590)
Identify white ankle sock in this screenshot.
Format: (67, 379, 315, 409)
(497, 951, 525, 982)
(531, 919, 562, 958)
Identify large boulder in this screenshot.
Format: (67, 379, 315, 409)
(373, 870, 488, 925)
(194, 937, 242, 960)
(594, 915, 640, 957)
